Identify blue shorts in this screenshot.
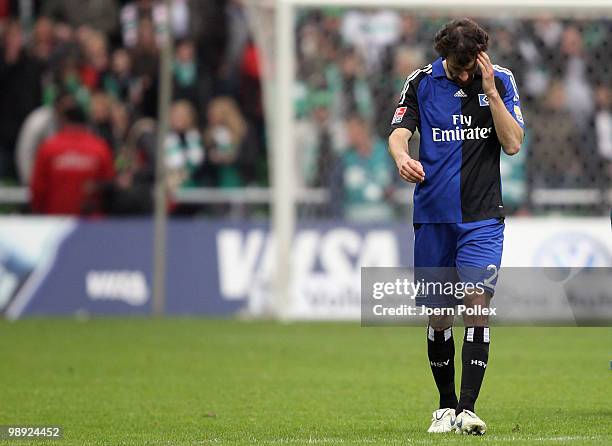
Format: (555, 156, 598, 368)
(413, 218, 504, 308)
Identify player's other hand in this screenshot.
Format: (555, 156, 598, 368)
(396, 153, 425, 183)
(477, 52, 497, 99)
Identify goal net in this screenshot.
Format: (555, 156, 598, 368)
(243, 0, 612, 318)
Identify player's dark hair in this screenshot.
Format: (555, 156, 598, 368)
(434, 18, 489, 67)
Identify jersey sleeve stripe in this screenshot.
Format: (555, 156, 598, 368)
(493, 64, 519, 100)
(399, 64, 432, 103)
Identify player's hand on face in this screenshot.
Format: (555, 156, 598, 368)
(477, 52, 497, 98)
(397, 153, 425, 183)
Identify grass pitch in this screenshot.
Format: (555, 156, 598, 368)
(0, 319, 611, 445)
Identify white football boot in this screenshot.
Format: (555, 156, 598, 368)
(454, 409, 486, 435)
(427, 408, 456, 433)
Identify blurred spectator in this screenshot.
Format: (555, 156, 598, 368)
(204, 97, 253, 188)
(330, 47, 373, 123)
(110, 101, 131, 150)
(79, 28, 110, 89)
(340, 115, 394, 222)
(121, 0, 206, 48)
(237, 39, 263, 133)
(295, 91, 346, 189)
(395, 14, 426, 50)
(518, 16, 563, 100)
(0, 5, 608, 218)
(234, 38, 266, 184)
(296, 17, 326, 79)
(165, 100, 204, 190)
(31, 17, 55, 63)
(556, 25, 593, 129)
(219, 0, 250, 94)
(593, 85, 612, 190)
(341, 9, 400, 70)
(378, 13, 426, 76)
(173, 38, 208, 111)
(121, 0, 164, 48)
(131, 17, 158, 77)
(30, 96, 115, 215)
(0, 20, 43, 181)
(529, 80, 582, 189)
(53, 20, 76, 48)
(15, 91, 74, 185)
(42, 0, 119, 38)
(43, 47, 91, 111)
(392, 46, 424, 81)
(120, 118, 157, 181)
(101, 117, 156, 215)
(195, 1, 228, 82)
(373, 45, 424, 138)
(129, 17, 159, 117)
(103, 48, 135, 103)
(90, 91, 117, 150)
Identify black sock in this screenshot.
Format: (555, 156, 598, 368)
(456, 327, 490, 415)
(427, 326, 458, 409)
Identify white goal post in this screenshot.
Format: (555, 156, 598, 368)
(244, 0, 612, 319)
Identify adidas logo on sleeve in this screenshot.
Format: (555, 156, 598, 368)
(454, 89, 468, 98)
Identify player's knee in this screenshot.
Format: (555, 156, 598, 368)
(463, 290, 491, 308)
(462, 291, 491, 326)
(428, 314, 453, 330)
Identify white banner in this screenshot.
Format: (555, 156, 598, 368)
(283, 217, 612, 320)
(502, 217, 611, 267)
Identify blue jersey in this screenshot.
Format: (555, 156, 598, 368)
(390, 57, 525, 223)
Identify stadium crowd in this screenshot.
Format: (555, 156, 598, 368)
(0, 0, 264, 215)
(294, 10, 612, 218)
(0, 2, 609, 218)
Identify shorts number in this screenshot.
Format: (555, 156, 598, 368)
(482, 264, 498, 289)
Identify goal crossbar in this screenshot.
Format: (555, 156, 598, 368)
(280, 0, 612, 14)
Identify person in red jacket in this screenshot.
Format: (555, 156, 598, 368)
(30, 96, 115, 215)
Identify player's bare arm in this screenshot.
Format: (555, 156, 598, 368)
(477, 52, 523, 156)
(388, 128, 425, 183)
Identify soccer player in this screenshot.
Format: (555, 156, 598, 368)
(388, 18, 524, 435)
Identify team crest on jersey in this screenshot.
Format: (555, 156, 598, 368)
(514, 105, 524, 124)
(392, 106, 407, 124)
(478, 94, 489, 107)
